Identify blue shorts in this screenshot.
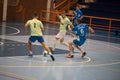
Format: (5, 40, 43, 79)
(29, 36, 44, 43)
(73, 18, 78, 27)
(73, 38, 86, 46)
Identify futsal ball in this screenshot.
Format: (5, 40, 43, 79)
(43, 50, 48, 57)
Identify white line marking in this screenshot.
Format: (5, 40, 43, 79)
(0, 42, 4, 45)
(0, 26, 20, 36)
(1, 56, 119, 68)
(0, 61, 120, 68)
(7, 56, 91, 64)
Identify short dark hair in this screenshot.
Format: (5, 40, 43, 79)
(76, 4, 81, 9)
(33, 12, 38, 17)
(61, 10, 66, 15)
(77, 18, 82, 24)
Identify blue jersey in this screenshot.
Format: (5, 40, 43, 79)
(73, 10, 83, 26)
(72, 23, 88, 40)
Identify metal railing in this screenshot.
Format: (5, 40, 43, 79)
(40, 10, 120, 35)
(53, 0, 78, 11)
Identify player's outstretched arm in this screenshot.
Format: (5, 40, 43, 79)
(41, 27, 44, 35)
(80, 15, 83, 20)
(25, 23, 29, 35)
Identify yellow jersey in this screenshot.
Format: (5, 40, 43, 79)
(26, 18, 43, 36)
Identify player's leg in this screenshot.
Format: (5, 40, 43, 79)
(38, 36, 55, 61)
(28, 36, 36, 57)
(52, 37, 59, 52)
(66, 40, 74, 58)
(28, 40, 32, 53)
(59, 31, 69, 47)
(75, 45, 86, 58)
(41, 42, 55, 61)
(60, 38, 69, 47)
(75, 45, 84, 53)
(52, 31, 63, 52)
(41, 42, 51, 53)
(74, 39, 87, 58)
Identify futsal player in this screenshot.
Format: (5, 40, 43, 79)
(73, 4, 83, 27)
(51, 11, 72, 53)
(25, 12, 55, 61)
(66, 18, 94, 58)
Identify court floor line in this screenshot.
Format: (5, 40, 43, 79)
(0, 26, 20, 36)
(0, 73, 24, 80)
(0, 42, 4, 45)
(97, 66, 120, 72)
(6, 56, 91, 64)
(0, 62, 120, 68)
(0, 70, 37, 80)
(0, 58, 120, 68)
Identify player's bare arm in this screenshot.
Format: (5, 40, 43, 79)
(25, 23, 29, 35)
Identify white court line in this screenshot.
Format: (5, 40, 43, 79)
(0, 62, 120, 68)
(7, 26, 20, 35)
(0, 42, 4, 45)
(0, 26, 20, 36)
(7, 56, 91, 64)
(0, 56, 119, 68)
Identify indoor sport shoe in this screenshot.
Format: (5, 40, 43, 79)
(50, 55, 55, 61)
(66, 54, 74, 58)
(81, 52, 87, 58)
(28, 54, 33, 57)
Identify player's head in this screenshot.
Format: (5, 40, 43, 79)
(32, 12, 39, 18)
(76, 4, 81, 10)
(61, 11, 66, 18)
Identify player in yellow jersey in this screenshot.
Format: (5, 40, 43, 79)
(51, 11, 73, 53)
(25, 12, 55, 61)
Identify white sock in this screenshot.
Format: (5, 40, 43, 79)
(29, 51, 33, 54)
(49, 52, 52, 55)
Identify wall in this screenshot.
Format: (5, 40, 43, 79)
(0, 0, 47, 22)
(16, 0, 47, 22)
(0, 2, 3, 21)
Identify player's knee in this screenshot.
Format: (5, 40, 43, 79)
(60, 40, 64, 44)
(68, 41, 73, 45)
(28, 40, 32, 44)
(55, 37, 59, 40)
(60, 39, 64, 43)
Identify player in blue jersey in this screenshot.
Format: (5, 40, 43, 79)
(73, 4, 83, 27)
(66, 18, 94, 58)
